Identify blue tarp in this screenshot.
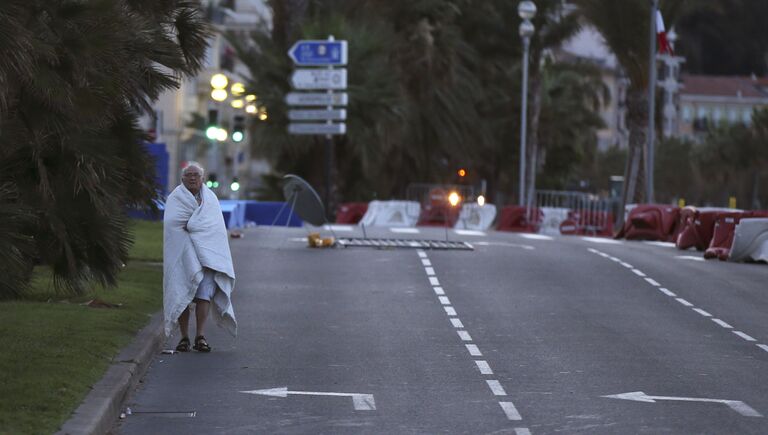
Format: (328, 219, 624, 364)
(244, 201, 303, 227)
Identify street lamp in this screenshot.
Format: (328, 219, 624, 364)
(518, 1, 536, 207)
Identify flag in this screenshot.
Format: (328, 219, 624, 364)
(656, 10, 673, 55)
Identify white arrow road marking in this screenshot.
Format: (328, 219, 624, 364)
(602, 391, 762, 417)
(241, 387, 376, 411)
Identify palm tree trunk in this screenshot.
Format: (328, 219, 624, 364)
(623, 89, 649, 206)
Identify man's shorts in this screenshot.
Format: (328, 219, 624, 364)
(195, 267, 216, 301)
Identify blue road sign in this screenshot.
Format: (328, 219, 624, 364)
(288, 40, 348, 66)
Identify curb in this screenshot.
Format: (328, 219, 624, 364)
(56, 312, 166, 435)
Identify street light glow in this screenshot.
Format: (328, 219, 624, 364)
(245, 94, 257, 102)
(215, 128, 228, 142)
(205, 126, 219, 140)
(258, 108, 268, 121)
(245, 104, 257, 114)
(477, 195, 486, 206)
(211, 73, 228, 89)
(448, 191, 461, 207)
(231, 82, 245, 96)
(211, 89, 228, 102)
(231, 99, 244, 109)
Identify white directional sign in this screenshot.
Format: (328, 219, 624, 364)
(602, 391, 763, 417)
(285, 92, 349, 106)
(288, 123, 346, 135)
(291, 69, 347, 90)
(240, 387, 376, 411)
(288, 109, 347, 121)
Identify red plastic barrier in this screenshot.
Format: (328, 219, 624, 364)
(674, 207, 698, 249)
(618, 204, 680, 241)
(496, 206, 542, 232)
(560, 210, 613, 237)
(336, 202, 369, 224)
(417, 204, 460, 227)
(705, 211, 768, 260)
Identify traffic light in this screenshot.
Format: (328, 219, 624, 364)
(230, 177, 240, 192)
(206, 109, 219, 140)
(232, 115, 245, 143)
(457, 168, 467, 178)
(206, 173, 219, 189)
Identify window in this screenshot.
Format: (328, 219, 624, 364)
(682, 105, 692, 122)
(712, 107, 723, 121)
(743, 108, 752, 124)
(697, 106, 709, 119)
(728, 108, 739, 122)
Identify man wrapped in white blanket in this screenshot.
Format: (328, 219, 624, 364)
(163, 163, 237, 352)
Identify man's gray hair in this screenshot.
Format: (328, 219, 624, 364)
(181, 162, 204, 178)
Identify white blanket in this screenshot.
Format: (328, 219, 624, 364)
(163, 185, 237, 337)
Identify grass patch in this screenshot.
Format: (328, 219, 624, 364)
(0, 220, 164, 435)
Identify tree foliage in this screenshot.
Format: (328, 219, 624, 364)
(232, 0, 606, 207)
(0, 0, 210, 297)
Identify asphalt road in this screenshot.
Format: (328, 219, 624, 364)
(116, 225, 768, 434)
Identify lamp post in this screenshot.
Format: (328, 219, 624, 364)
(518, 1, 536, 207)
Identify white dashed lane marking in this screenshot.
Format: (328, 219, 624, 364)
(418, 250, 525, 424)
(475, 360, 493, 375)
(486, 380, 507, 396)
(518, 234, 553, 241)
(499, 402, 522, 420)
(589, 248, 768, 357)
(734, 331, 757, 342)
(466, 344, 482, 356)
(712, 319, 733, 329)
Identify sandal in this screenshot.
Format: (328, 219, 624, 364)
(175, 337, 191, 352)
(193, 335, 211, 352)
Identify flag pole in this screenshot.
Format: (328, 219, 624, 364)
(646, 0, 658, 204)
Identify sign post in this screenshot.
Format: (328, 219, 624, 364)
(287, 36, 348, 219)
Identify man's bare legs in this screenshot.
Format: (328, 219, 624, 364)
(195, 300, 210, 337)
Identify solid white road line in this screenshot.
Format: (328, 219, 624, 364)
(519, 234, 554, 241)
(733, 331, 757, 342)
(757, 344, 768, 353)
(676, 298, 694, 307)
(499, 402, 522, 420)
(475, 360, 493, 375)
(466, 344, 482, 356)
(457, 331, 472, 341)
(421, 259, 431, 266)
(582, 237, 622, 244)
(631, 269, 646, 277)
(659, 288, 676, 297)
(444, 306, 457, 316)
(644, 277, 661, 287)
(454, 229, 486, 236)
(323, 224, 354, 231)
(643, 241, 676, 248)
(439, 296, 451, 305)
(693, 308, 712, 317)
(676, 255, 706, 262)
(450, 318, 464, 328)
(587, 248, 599, 254)
(486, 380, 507, 396)
(425, 267, 435, 276)
(390, 227, 419, 234)
(712, 318, 733, 329)
(429, 277, 440, 286)
(433, 286, 445, 295)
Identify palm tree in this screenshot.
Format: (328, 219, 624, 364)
(0, 0, 210, 296)
(574, 0, 691, 219)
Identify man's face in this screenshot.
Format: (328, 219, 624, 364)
(182, 168, 203, 193)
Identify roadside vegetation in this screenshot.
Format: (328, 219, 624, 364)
(0, 220, 163, 435)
